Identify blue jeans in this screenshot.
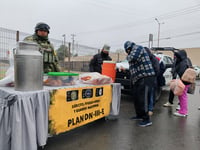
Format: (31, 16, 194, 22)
(132, 76, 156, 121)
(148, 87, 155, 112)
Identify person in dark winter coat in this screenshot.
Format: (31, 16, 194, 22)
(89, 44, 112, 73)
(163, 52, 192, 109)
(173, 49, 191, 117)
(144, 47, 159, 116)
(157, 60, 166, 87)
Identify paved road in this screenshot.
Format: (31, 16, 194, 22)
(44, 81, 200, 150)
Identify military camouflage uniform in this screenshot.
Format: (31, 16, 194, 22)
(24, 34, 60, 73)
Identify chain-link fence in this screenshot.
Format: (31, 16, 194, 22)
(0, 27, 99, 78)
(0, 27, 16, 79)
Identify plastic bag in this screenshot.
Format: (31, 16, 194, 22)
(0, 49, 14, 87)
(0, 66, 14, 86)
(79, 72, 113, 85)
(181, 68, 196, 83)
(170, 79, 185, 96)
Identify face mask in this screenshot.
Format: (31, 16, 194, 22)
(101, 51, 108, 57)
(125, 48, 132, 54)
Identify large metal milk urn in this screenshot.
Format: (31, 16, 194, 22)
(14, 41, 43, 91)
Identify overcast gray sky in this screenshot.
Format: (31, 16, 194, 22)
(1, 0, 200, 51)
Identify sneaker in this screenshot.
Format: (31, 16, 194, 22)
(176, 105, 180, 111)
(173, 112, 187, 117)
(163, 102, 173, 107)
(148, 111, 153, 116)
(130, 116, 143, 120)
(138, 120, 152, 127)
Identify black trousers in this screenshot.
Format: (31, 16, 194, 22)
(132, 76, 155, 121)
(168, 90, 175, 104)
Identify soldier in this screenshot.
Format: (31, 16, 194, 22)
(24, 22, 61, 73)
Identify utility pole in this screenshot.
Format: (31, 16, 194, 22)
(62, 34, 66, 70)
(71, 34, 76, 55)
(155, 18, 164, 47)
(68, 42, 71, 72)
(16, 31, 19, 42)
(148, 33, 153, 48)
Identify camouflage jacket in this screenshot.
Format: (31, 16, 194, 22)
(24, 34, 60, 73)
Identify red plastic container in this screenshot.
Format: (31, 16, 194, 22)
(102, 61, 116, 82)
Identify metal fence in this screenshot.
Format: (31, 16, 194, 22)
(0, 27, 16, 79)
(0, 27, 99, 79)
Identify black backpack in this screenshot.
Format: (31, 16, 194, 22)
(144, 47, 160, 76)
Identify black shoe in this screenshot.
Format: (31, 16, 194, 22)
(138, 120, 152, 127)
(130, 116, 143, 120)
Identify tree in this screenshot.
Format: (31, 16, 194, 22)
(56, 45, 69, 61)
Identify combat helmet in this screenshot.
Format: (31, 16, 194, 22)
(35, 22, 50, 33)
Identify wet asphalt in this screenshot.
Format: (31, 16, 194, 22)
(44, 81, 200, 150)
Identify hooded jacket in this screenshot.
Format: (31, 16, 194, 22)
(174, 50, 191, 85)
(126, 45, 155, 84)
(89, 51, 112, 73)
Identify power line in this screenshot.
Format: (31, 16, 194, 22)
(157, 4, 200, 20)
(77, 4, 200, 35)
(138, 31, 200, 44)
(85, 0, 200, 21)
(166, 31, 200, 39)
(83, 0, 139, 16)
(111, 30, 200, 47)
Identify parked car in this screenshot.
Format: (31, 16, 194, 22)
(193, 65, 200, 78)
(115, 53, 173, 100)
(154, 53, 173, 84)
